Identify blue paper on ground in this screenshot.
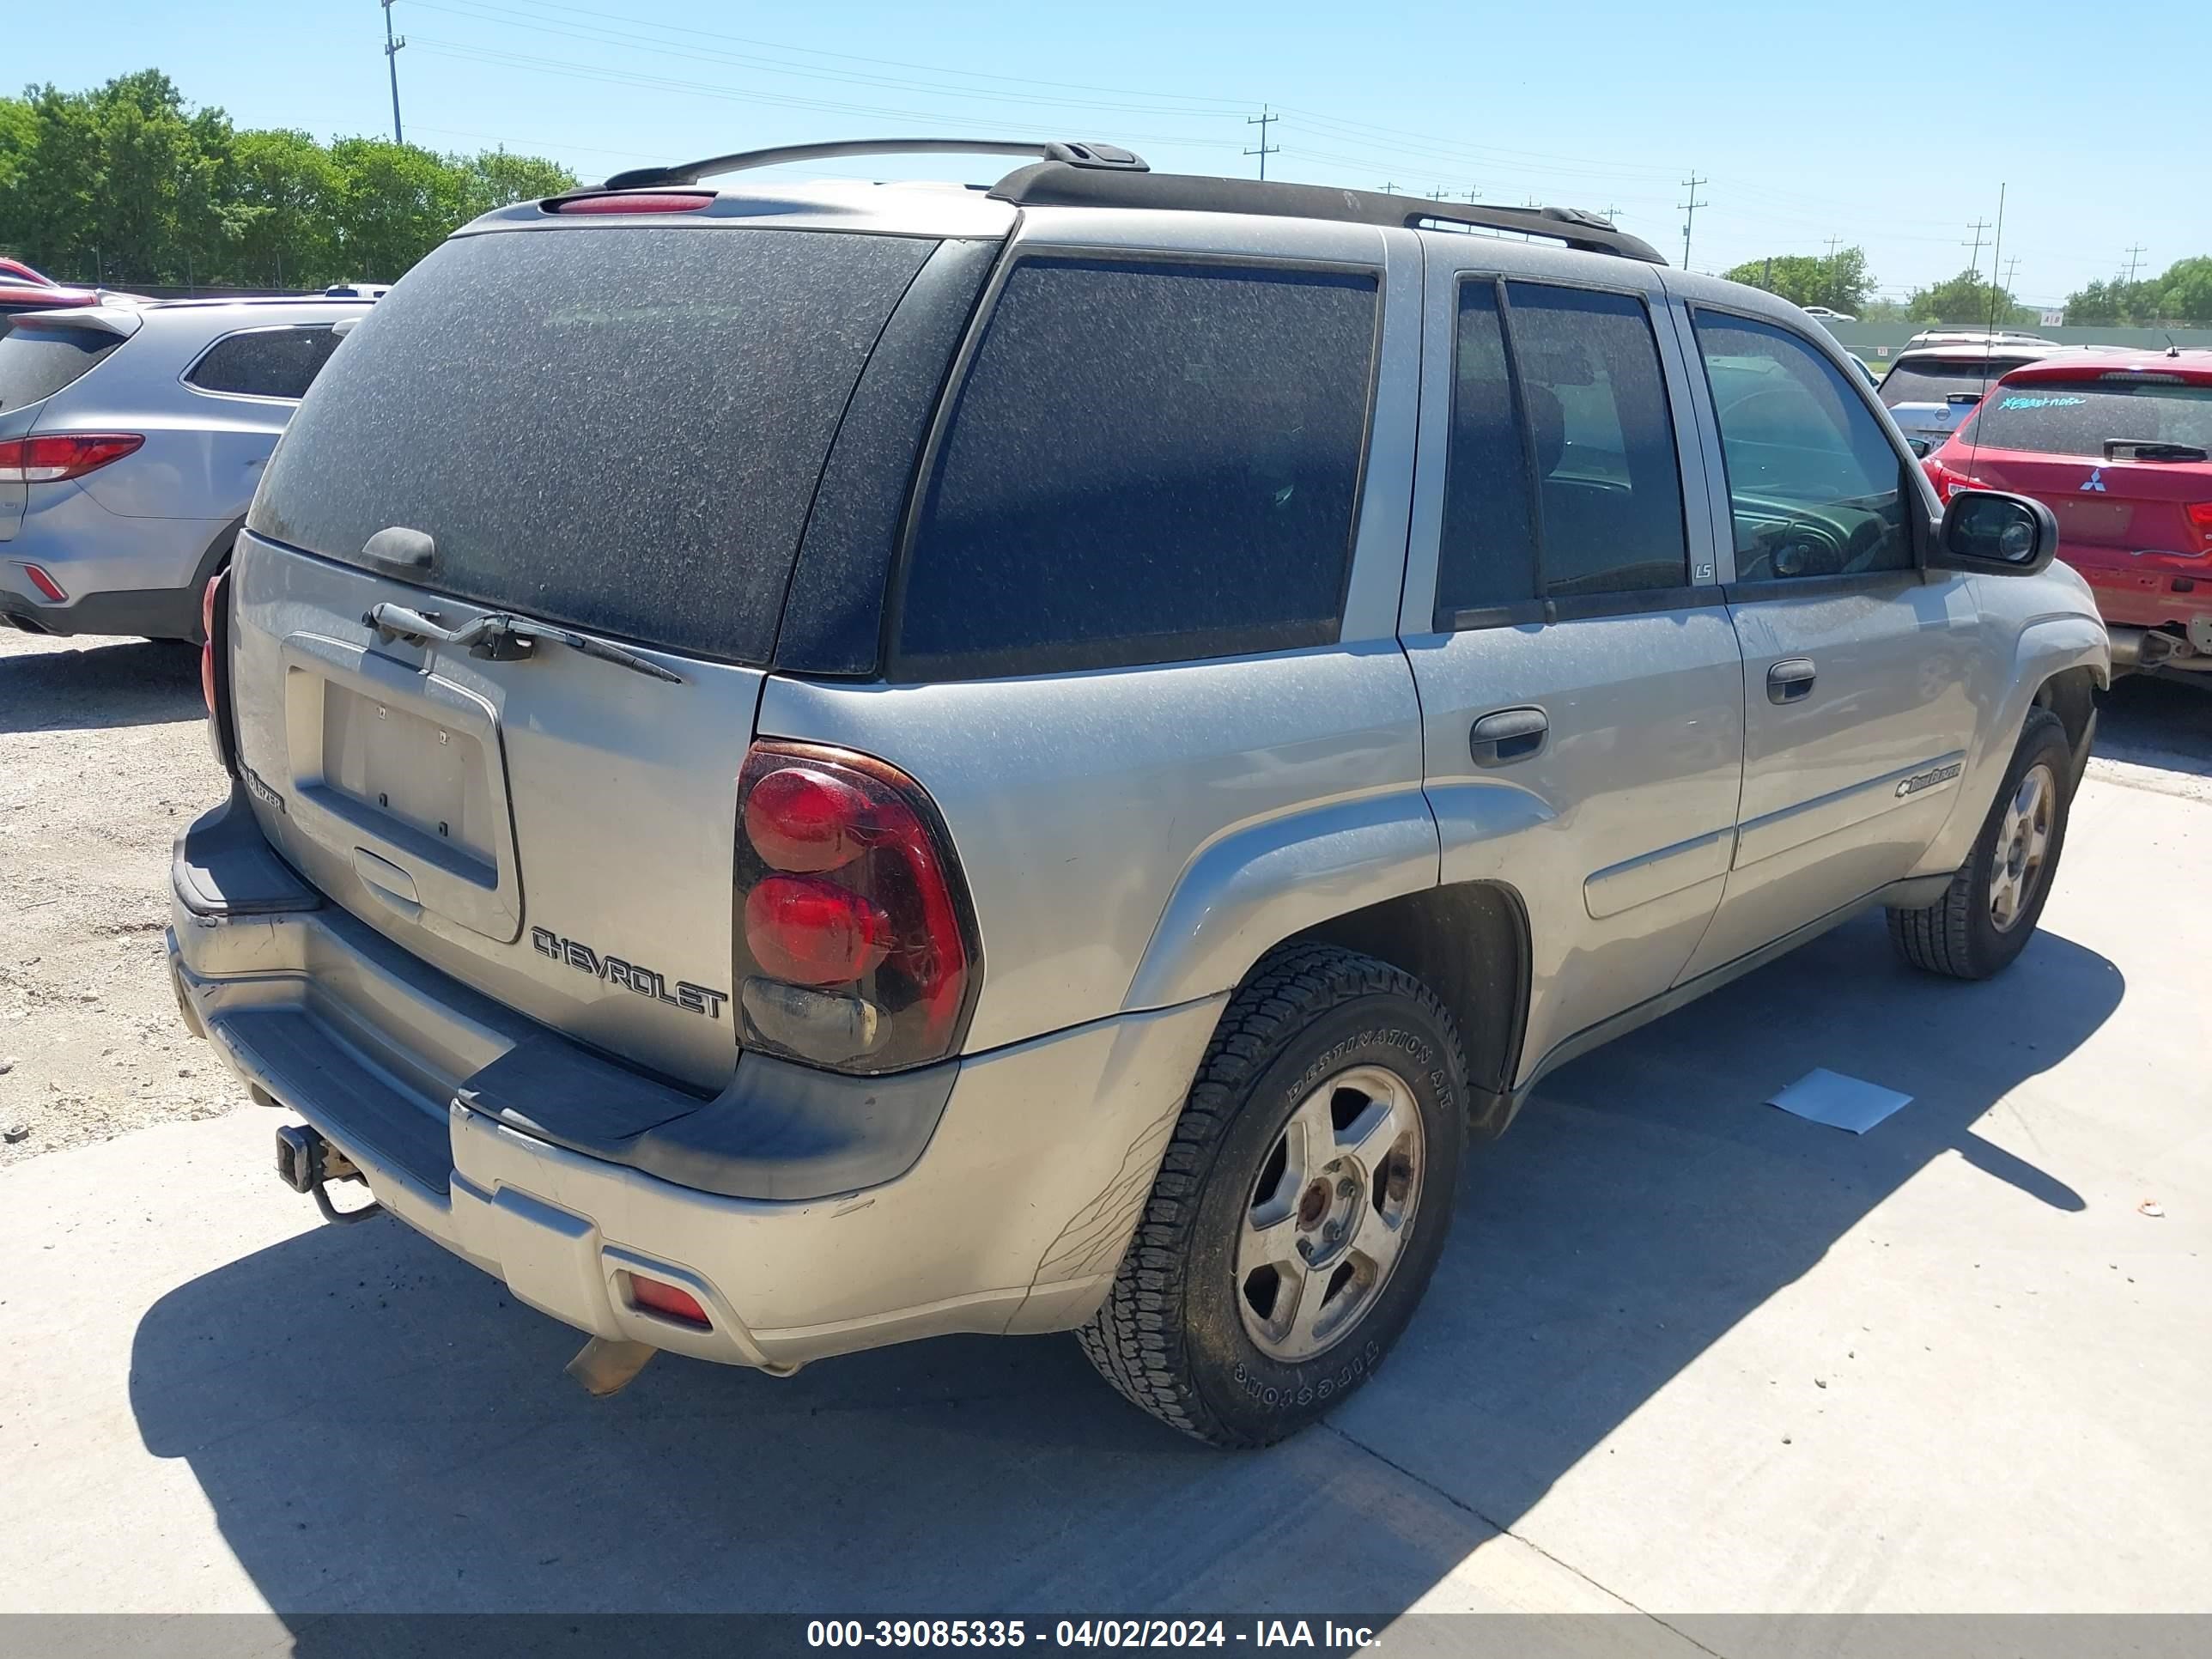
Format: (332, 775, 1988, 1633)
(1767, 1067, 1913, 1134)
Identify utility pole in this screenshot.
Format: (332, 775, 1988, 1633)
(382, 1, 407, 146)
(1243, 106, 1278, 181)
(1962, 217, 1991, 276)
(2124, 243, 2148, 285)
(1601, 204, 1620, 226)
(1678, 173, 1707, 269)
(1381, 181, 1398, 196)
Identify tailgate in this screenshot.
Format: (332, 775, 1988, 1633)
(227, 532, 762, 1091)
(1960, 375, 2212, 568)
(220, 216, 951, 1091)
(1971, 451, 2209, 567)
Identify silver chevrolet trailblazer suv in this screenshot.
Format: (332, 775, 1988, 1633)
(168, 139, 2108, 1447)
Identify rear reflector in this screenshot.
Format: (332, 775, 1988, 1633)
(627, 1274, 710, 1328)
(548, 191, 714, 215)
(0, 433, 144, 483)
(22, 564, 67, 602)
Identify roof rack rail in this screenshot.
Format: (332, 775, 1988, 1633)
(986, 167, 1664, 262)
(600, 138, 1147, 191)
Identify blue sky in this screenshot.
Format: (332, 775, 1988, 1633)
(14, 0, 2209, 305)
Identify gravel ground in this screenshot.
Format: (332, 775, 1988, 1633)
(0, 626, 229, 1167)
(0, 619, 2204, 1169)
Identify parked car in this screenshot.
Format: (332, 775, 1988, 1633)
(1, 295, 371, 641)
(0, 256, 58, 287)
(321, 281, 392, 300)
(169, 140, 2106, 1447)
(1802, 305, 1856, 321)
(1927, 350, 2212, 676)
(0, 278, 100, 322)
(1877, 331, 2065, 453)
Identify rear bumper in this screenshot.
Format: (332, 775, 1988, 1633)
(169, 794, 1224, 1370)
(3, 488, 234, 640)
(2074, 559, 2212, 628)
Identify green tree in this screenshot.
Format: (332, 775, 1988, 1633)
(1720, 246, 1874, 314)
(2155, 258, 2212, 325)
(2062, 276, 2157, 326)
(1907, 267, 2037, 327)
(226, 128, 341, 287)
(462, 149, 577, 220)
(0, 70, 575, 289)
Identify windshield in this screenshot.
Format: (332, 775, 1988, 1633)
(249, 225, 936, 664)
(0, 322, 122, 410)
(1960, 379, 2212, 458)
(1878, 356, 2044, 408)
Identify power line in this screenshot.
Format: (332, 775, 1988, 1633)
(1678, 173, 1706, 268)
(1244, 105, 1279, 180)
(382, 1, 408, 144)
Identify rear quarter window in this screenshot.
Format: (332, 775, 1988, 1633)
(893, 257, 1379, 679)
(250, 226, 936, 665)
(186, 325, 345, 400)
(0, 323, 122, 410)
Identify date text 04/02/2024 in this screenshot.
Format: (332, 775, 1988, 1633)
(805, 1620, 1383, 1649)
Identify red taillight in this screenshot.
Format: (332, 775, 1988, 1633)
(200, 568, 238, 779)
(22, 564, 67, 601)
(2186, 501, 2212, 550)
(744, 766, 870, 872)
(733, 744, 978, 1074)
(548, 191, 714, 215)
(627, 1275, 710, 1328)
(1927, 457, 1992, 504)
(200, 574, 222, 717)
(0, 433, 143, 483)
(745, 875, 892, 984)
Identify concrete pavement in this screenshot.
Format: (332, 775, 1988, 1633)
(2, 768, 2206, 1635)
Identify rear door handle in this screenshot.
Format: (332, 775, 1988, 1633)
(1470, 707, 1548, 767)
(1767, 658, 1817, 704)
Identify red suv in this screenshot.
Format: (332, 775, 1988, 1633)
(1926, 352, 2212, 676)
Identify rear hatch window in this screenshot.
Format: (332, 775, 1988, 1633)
(0, 322, 125, 411)
(1960, 378, 2212, 458)
(1879, 356, 2039, 407)
(248, 225, 937, 663)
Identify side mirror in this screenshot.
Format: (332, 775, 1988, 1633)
(1906, 436, 1933, 459)
(1931, 489, 2057, 576)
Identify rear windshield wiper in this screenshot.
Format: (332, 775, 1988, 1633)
(362, 601, 684, 684)
(2104, 440, 2210, 464)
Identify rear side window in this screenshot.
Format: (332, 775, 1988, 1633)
(1435, 282, 1539, 621)
(185, 325, 343, 400)
(1961, 378, 2212, 457)
(895, 258, 1378, 678)
(252, 227, 936, 665)
(0, 324, 121, 411)
(1503, 283, 1689, 598)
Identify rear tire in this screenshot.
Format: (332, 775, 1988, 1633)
(1887, 707, 2073, 980)
(1076, 945, 1468, 1448)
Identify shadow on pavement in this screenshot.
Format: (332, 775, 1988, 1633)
(2095, 675, 2210, 776)
(129, 913, 2121, 1620)
(0, 635, 203, 734)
